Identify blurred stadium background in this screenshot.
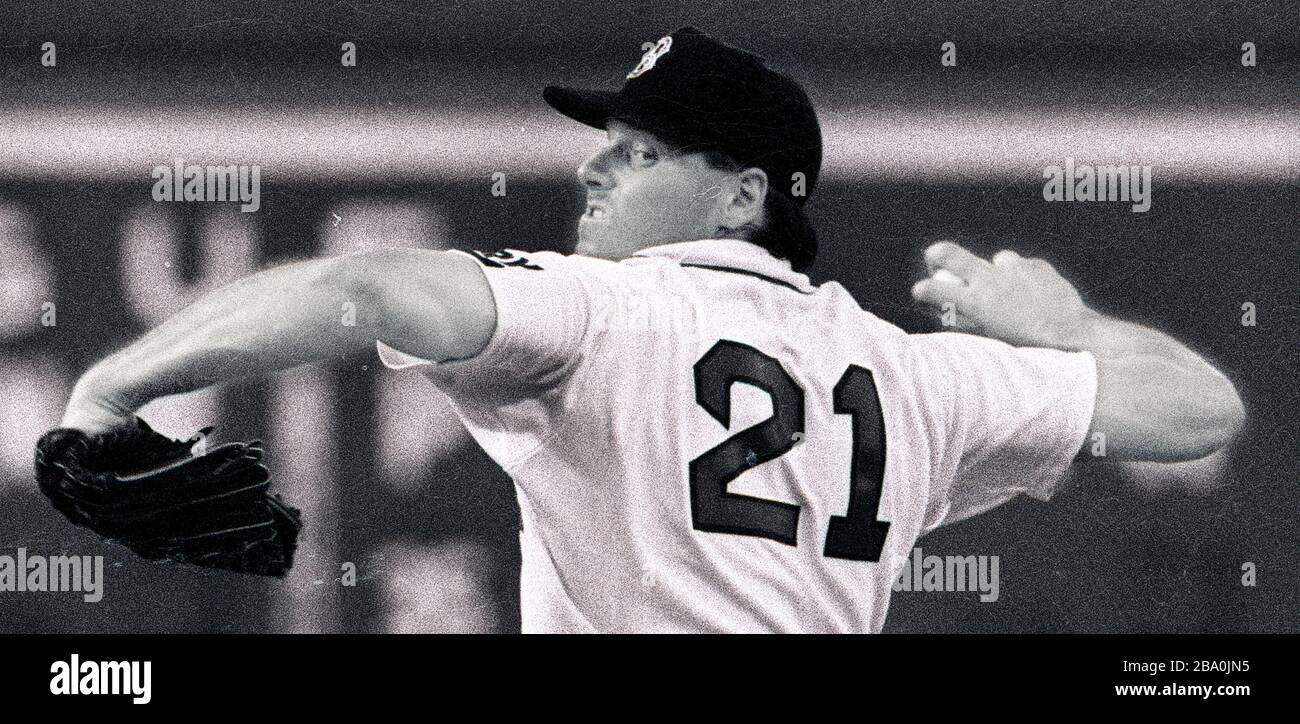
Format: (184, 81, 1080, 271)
(0, 1, 1296, 632)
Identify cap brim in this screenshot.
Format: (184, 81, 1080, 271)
(542, 86, 621, 129)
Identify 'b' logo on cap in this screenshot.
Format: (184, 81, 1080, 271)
(627, 35, 672, 79)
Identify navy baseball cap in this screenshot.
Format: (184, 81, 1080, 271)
(543, 27, 823, 208)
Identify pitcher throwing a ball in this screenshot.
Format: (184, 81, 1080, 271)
(50, 27, 1244, 631)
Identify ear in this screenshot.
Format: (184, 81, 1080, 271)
(719, 167, 768, 229)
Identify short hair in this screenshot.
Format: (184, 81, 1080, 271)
(700, 149, 818, 272)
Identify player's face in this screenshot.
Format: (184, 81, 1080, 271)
(574, 121, 737, 260)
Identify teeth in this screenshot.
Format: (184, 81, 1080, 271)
(587, 207, 606, 219)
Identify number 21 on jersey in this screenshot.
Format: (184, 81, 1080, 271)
(688, 340, 891, 562)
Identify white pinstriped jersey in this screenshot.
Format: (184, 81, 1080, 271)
(377, 238, 1096, 633)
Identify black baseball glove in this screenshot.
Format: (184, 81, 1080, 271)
(34, 418, 301, 577)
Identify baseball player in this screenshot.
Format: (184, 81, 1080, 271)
(56, 27, 1244, 632)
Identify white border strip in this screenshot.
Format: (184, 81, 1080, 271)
(1, 107, 1295, 182)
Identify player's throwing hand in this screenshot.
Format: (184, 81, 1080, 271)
(911, 241, 1094, 349)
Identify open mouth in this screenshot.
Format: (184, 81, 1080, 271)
(583, 202, 608, 220)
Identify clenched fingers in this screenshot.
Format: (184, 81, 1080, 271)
(911, 275, 972, 307)
(924, 241, 990, 281)
(991, 249, 1022, 267)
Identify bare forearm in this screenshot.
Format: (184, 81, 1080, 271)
(1065, 309, 1211, 372)
(73, 257, 370, 411)
(1074, 310, 1245, 461)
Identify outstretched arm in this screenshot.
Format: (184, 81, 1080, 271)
(61, 249, 496, 434)
(911, 241, 1245, 463)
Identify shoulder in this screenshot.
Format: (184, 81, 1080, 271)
(461, 248, 684, 295)
(454, 248, 561, 272)
(455, 248, 644, 279)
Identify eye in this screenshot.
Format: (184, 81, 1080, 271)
(628, 144, 658, 165)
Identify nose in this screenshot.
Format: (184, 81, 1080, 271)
(578, 146, 614, 191)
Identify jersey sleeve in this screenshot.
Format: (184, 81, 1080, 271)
(374, 248, 610, 470)
(905, 332, 1098, 533)
(376, 248, 593, 388)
